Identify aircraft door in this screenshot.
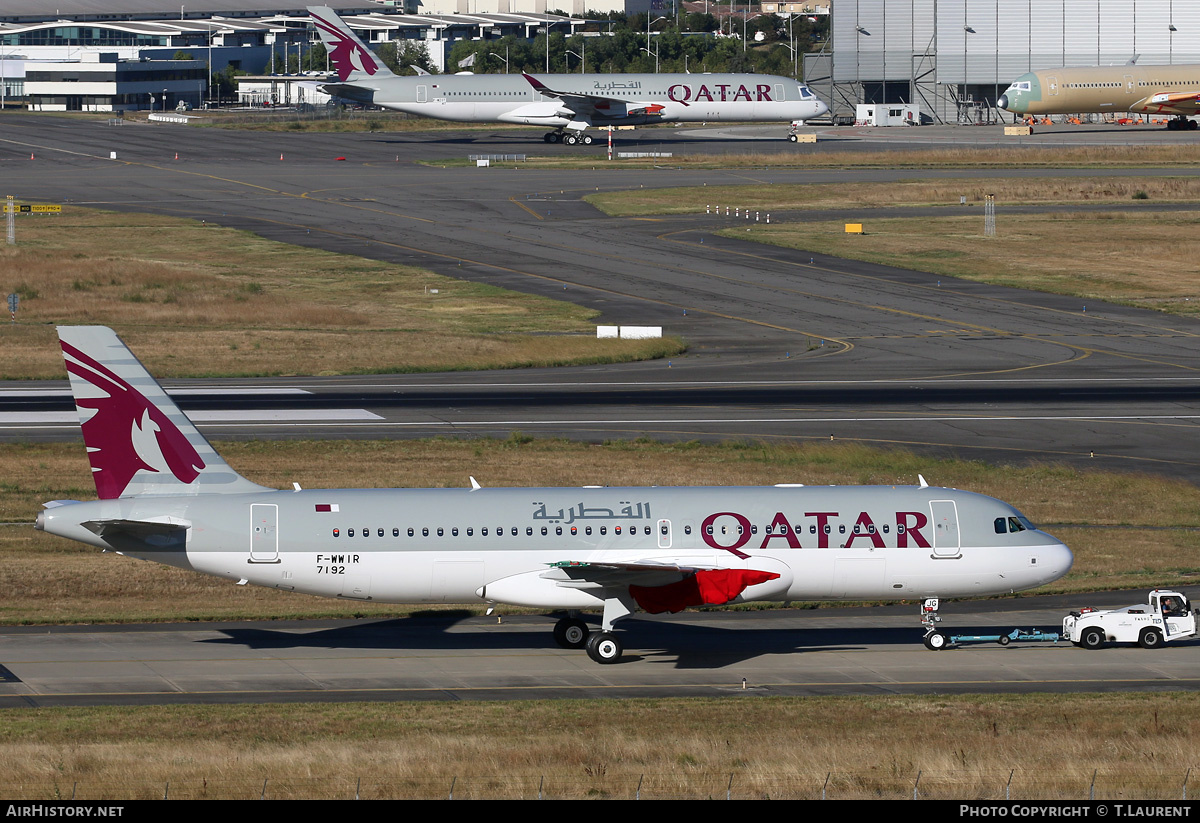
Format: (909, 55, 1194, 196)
(657, 519, 672, 549)
(1047, 76, 1059, 96)
(1124, 74, 1134, 94)
(417, 85, 427, 103)
(249, 503, 279, 563)
(928, 500, 961, 558)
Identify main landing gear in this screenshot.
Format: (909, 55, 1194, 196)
(554, 615, 623, 663)
(553, 595, 633, 664)
(1166, 116, 1199, 131)
(543, 131, 595, 146)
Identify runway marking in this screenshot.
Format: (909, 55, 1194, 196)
(508, 196, 544, 220)
(0, 388, 311, 397)
(0, 409, 382, 424)
(7, 413, 1200, 430)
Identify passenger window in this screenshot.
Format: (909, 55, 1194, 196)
(585, 526, 592, 535)
(422, 528, 429, 537)
(407, 528, 414, 537)
(600, 526, 607, 535)
(378, 528, 384, 537)
(348, 528, 355, 537)
(556, 526, 562, 535)
(511, 527, 518, 536)
(452, 528, 458, 537)
(393, 528, 399, 537)
(482, 527, 488, 536)
(684, 525, 692, 535)
(541, 527, 548, 535)
(570, 526, 576, 535)
(437, 527, 444, 537)
(333, 529, 340, 537)
(526, 527, 533, 536)
(467, 527, 473, 536)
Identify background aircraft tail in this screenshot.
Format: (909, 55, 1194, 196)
(308, 6, 393, 82)
(58, 326, 271, 499)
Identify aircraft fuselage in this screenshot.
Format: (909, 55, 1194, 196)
(40, 484, 1072, 608)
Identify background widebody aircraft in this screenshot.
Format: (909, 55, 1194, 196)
(37, 327, 1073, 663)
(999, 64, 1200, 130)
(308, 6, 829, 144)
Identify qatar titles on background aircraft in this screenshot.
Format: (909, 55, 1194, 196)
(999, 64, 1200, 130)
(37, 327, 1073, 663)
(307, 5, 829, 145)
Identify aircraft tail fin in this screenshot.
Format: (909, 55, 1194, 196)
(308, 6, 393, 82)
(57, 326, 271, 499)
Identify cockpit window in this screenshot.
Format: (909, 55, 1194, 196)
(994, 515, 1036, 534)
(799, 86, 815, 99)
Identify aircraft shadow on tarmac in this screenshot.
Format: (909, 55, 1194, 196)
(199, 614, 1062, 668)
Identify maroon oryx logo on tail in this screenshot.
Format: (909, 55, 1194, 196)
(311, 9, 380, 81)
(61, 341, 205, 499)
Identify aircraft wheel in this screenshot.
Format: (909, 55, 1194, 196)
(1190, 120, 1199, 131)
(543, 132, 556, 143)
(1080, 627, 1106, 650)
(564, 133, 579, 145)
(581, 134, 594, 145)
(586, 631, 623, 664)
(1138, 627, 1164, 649)
(923, 631, 949, 651)
(553, 132, 565, 143)
(553, 617, 589, 649)
(787, 134, 798, 142)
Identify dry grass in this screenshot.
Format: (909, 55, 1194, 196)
(0, 694, 1197, 798)
(588, 176, 1200, 216)
(729, 210, 1200, 316)
(0, 208, 681, 378)
(3, 439, 1198, 625)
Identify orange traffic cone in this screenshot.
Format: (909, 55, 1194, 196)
(279, 153, 284, 161)
(174, 152, 179, 160)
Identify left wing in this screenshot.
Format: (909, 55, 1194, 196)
(547, 560, 781, 614)
(1138, 90, 1200, 114)
(522, 73, 666, 124)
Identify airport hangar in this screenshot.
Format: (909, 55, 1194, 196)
(805, 0, 1200, 126)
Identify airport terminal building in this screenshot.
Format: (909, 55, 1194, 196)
(808, 0, 1200, 124)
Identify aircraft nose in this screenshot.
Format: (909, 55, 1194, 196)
(1044, 538, 1075, 581)
(997, 93, 1010, 110)
(816, 99, 829, 117)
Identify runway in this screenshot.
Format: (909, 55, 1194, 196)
(4, 117, 1200, 479)
(1, 589, 1196, 708)
(2, 116, 1199, 702)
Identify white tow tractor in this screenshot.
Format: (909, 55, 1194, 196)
(1063, 590, 1197, 650)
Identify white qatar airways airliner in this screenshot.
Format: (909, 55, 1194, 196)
(308, 6, 829, 144)
(36, 327, 1073, 663)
